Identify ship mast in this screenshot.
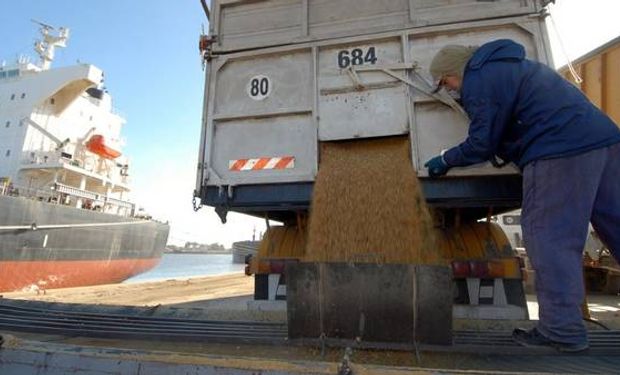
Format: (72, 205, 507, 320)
(32, 20, 70, 70)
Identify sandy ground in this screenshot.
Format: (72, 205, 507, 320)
(2, 272, 254, 307)
(3, 272, 619, 327)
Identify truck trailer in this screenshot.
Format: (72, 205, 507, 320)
(195, 0, 553, 346)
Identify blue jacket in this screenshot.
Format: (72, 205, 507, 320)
(443, 39, 620, 169)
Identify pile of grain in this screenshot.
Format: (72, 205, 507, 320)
(305, 137, 441, 265)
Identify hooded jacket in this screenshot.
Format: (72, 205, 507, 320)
(442, 39, 620, 169)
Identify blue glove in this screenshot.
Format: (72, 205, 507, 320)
(424, 155, 450, 178)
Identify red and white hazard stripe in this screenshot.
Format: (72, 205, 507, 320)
(229, 156, 295, 172)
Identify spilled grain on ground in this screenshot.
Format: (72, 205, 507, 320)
(305, 136, 441, 265)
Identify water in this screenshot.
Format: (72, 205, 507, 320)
(124, 253, 245, 283)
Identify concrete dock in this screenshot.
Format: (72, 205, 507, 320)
(1, 273, 619, 374)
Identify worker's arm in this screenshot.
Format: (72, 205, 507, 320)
(442, 72, 514, 168)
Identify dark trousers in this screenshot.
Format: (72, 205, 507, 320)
(521, 142, 620, 345)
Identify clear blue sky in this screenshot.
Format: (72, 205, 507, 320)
(2, 1, 619, 247)
(1, 1, 205, 169)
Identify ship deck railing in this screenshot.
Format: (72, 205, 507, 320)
(20, 150, 131, 187)
(0, 182, 135, 216)
(0, 182, 56, 202)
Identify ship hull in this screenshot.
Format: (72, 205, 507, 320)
(0, 259, 160, 292)
(0, 196, 169, 292)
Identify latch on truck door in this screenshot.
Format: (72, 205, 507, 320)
(345, 63, 468, 119)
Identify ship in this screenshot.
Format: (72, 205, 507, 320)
(0, 22, 169, 292)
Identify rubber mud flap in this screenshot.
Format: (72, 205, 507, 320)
(415, 264, 453, 345)
(286, 263, 321, 339)
(287, 262, 452, 345)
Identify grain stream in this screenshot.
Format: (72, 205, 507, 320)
(306, 137, 441, 265)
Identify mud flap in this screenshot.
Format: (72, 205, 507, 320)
(287, 263, 452, 345)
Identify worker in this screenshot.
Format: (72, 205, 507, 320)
(425, 39, 620, 353)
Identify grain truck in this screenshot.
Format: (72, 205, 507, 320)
(195, 0, 555, 346)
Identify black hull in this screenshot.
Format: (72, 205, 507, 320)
(0, 196, 169, 291)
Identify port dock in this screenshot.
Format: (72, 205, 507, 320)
(1, 274, 620, 374)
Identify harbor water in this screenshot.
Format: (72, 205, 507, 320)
(124, 254, 245, 283)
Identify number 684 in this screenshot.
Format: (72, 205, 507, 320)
(337, 47, 378, 69)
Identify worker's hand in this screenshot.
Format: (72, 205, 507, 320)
(424, 155, 451, 178)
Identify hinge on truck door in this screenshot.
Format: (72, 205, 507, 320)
(199, 33, 217, 67)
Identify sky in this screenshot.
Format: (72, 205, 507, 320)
(1, 1, 619, 247)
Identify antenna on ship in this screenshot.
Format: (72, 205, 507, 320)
(31, 19, 70, 70)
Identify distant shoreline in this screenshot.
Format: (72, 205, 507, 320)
(163, 250, 231, 255)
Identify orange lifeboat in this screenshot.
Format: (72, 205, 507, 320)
(85, 135, 121, 159)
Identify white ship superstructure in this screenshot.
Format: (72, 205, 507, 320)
(0, 22, 133, 216)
